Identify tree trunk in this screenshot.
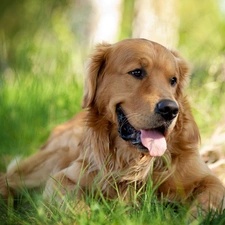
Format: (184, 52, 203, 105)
(89, 0, 123, 45)
(132, 0, 179, 48)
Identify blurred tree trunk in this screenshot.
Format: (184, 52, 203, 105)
(89, 0, 123, 45)
(132, 0, 179, 48)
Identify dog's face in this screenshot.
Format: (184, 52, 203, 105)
(82, 39, 190, 156)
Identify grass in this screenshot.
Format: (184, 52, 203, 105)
(0, 183, 224, 225)
(1, 181, 225, 225)
(0, 70, 83, 170)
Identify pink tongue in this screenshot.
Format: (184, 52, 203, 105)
(140, 130, 167, 157)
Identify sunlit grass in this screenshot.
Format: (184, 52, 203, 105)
(1, 180, 225, 225)
(0, 71, 83, 170)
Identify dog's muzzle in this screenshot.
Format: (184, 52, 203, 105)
(116, 100, 178, 153)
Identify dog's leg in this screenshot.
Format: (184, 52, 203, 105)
(42, 158, 92, 200)
(184, 157, 225, 214)
(39, 159, 93, 214)
(0, 147, 75, 200)
(192, 174, 225, 214)
(157, 154, 225, 216)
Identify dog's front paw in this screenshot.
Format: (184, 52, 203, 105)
(189, 193, 224, 221)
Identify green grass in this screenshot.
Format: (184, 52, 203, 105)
(0, 71, 83, 171)
(1, 182, 225, 225)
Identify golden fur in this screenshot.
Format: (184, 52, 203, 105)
(0, 38, 224, 214)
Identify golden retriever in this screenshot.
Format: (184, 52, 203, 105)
(0, 38, 224, 215)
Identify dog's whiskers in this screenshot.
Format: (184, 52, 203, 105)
(119, 113, 140, 129)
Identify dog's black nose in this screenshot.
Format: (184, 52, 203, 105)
(155, 99, 179, 121)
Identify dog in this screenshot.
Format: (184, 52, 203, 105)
(0, 38, 224, 215)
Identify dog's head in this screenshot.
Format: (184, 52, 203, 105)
(82, 39, 190, 156)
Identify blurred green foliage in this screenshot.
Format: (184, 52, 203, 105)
(0, 0, 85, 161)
(178, 0, 225, 138)
(179, 0, 225, 61)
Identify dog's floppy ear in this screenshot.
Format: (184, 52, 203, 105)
(82, 43, 111, 109)
(171, 50, 191, 97)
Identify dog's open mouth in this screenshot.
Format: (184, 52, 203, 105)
(116, 105, 169, 157)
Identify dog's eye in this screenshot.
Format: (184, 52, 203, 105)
(170, 77, 177, 87)
(128, 69, 145, 79)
